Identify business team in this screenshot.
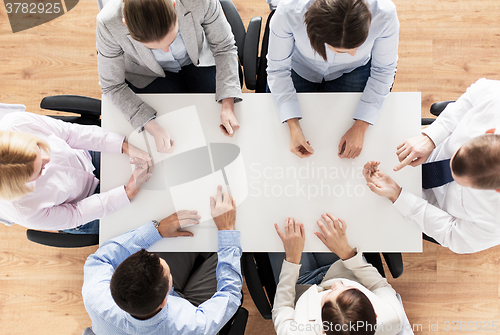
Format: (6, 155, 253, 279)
(0, 0, 498, 334)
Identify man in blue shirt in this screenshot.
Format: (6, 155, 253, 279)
(82, 185, 242, 334)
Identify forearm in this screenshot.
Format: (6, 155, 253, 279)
(272, 260, 301, 334)
(342, 250, 394, 292)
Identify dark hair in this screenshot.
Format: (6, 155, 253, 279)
(451, 134, 500, 189)
(123, 0, 177, 43)
(321, 288, 377, 335)
(304, 0, 371, 60)
(110, 249, 169, 317)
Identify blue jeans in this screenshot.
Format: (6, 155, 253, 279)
(61, 151, 101, 235)
(267, 59, 371, 93)
(269, 252, 340, 285)
(127, 64, 216, 94)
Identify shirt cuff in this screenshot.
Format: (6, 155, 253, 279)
(341, 248, 365, 269)
(140, 115, 156, 132)
(422, 124, 448, 148)
(353, 101, 379, 125)
(218, 230, 241, 249)
(393, 188, 419, 217)
(137, 221, 163, 245)
(103, 133, 126, 153)
(279, 100, 303, 123)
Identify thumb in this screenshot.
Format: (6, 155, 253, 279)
(304, 141, 314, 153)
(224, 121, 234, 135)
(210, 196, 215, 210)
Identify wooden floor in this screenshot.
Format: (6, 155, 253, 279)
(1, 0, 500, 334)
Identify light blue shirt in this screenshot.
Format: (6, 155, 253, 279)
(151, 31, 192, 73)
(267, 0, 399, 124)
(82, 222, 243, 335)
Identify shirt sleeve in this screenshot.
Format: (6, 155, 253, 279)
(422, 78, 485, 146)
(266, 7, 303, 123)
(11, 112, 125, 153)
(353, 9, 399, 125)
(82, 222, 163, 319)
(271, 260, 302, 335)
(393, 188, 497, 254)
(192, 230, 243, 335)
(23, 185, 130, 230)
(96, 15, 158, 130)
(202, 0, 243, 103)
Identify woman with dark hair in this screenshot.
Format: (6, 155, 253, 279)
(97, 0, 243, 154)
(272, 214, 404, 335)
(267, 0, 399, 160)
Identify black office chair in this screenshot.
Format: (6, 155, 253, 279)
(242, 250, 403, 320)
(25, 95, 101, 248)
(220, 0, 262, 90)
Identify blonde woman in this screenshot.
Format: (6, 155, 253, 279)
(0, 112, 152, 234)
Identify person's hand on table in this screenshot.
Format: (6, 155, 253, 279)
(363, 161, 402, 203)
(124, 158, 152, 200)
(143, 119, 175, 153)
(338, 120, 369, 159)
(274, 217, 305, 265)
(287, 118, 314, 158)
(315, 213, 355, 261)
(158, 210, 200, 238)
(394, 134, 435, 171)
(220, 98, 239, 137)
(210, 185, 236, 230)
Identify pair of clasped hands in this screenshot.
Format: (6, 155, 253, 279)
(122, 141, 154, 201)
(142, 101, 239, 154)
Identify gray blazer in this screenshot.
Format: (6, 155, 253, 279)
(97, 0, 242, 129)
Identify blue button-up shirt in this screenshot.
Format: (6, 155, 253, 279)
(82, 222, 242, 335)
(267, 0, 399, 124)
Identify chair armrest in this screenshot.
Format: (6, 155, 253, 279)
(227, 307, 249, 335)
(241, 253, 273, 319)
(40, 95, 101, 118)
(430, 100, 455, 117)
(26, 230, 99, 248)
(255, 10, 275, 93)
(382, 252, 404, 279)
(243, 16, 262, 90)
(363, 252, 385, 278)
(421, 117, 436, 125)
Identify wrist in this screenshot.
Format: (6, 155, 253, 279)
(122, 141, 129, 155)
(339, 248, 356, 261)
(221, 98, 235, 112)
(286, 255, 301, 265)
(389, 186, 402, 203)
(353, 119, 370, 131)
(287, 118, 301, 132)
(422, 133, 436, 149)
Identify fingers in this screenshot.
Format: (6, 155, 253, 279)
(216, 185, 223, 204)
(303, 141, 314, 154)
(366, 182, 382, 195)
(222, 121, 233, 136)
(209, 196, 216, 214)
(177, 210, 200, 220)
(338, 218, 347, 232)
(178, 218, 200, 227)
(393, 152, 415, 171)
(396, 142, 407, 155)
(315, 232, 327, 246)
(274, 223, 285, 241)
(338, 138, 346, 156)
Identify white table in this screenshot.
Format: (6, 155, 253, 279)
(101, 93, 422, 252)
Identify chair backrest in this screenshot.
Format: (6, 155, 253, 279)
(82, 327, 96, 335)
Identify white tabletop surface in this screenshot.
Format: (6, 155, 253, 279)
(101, 92, 422, 252)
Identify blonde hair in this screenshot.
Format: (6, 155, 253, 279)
(0, 131, 51, 200)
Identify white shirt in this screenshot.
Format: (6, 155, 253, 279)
(267, 0, 399, 124)
(393, 78, 500, 254)
(0, 112, 129, 230)
(151, 31, 192, 73)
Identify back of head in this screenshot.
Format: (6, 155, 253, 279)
(0, 131, 50, 200)
(304, 0, 372, 60)
(322, 288, 377, 335)
(110, 249, 169, 317)
(123, 0, 177, 43)
(451, 134, 500, 189)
